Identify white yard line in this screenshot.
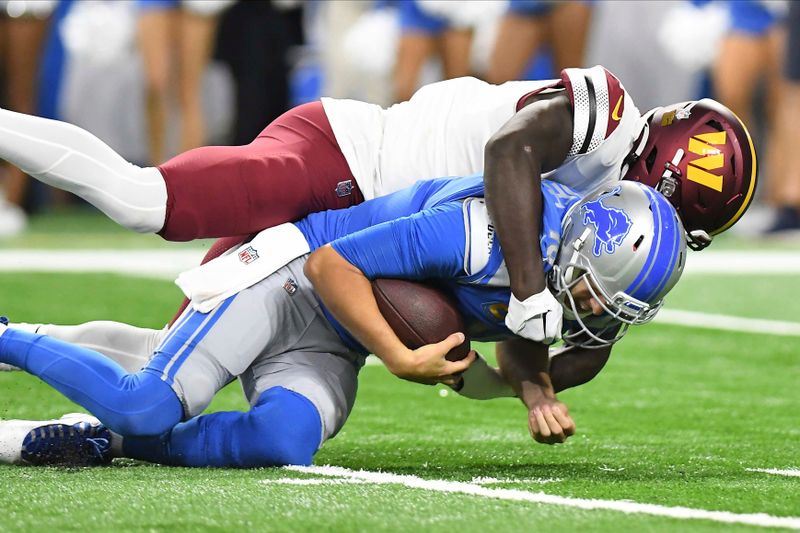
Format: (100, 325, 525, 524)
(0, 249, 199, 279)
(260, 478, 371, 486)
(2, 249, 800, 337)
(286, 466, 800, 529)
(283, 465, 800, 529)
(1, 250, 799, 278)
(683, 251, 800, 274)
(655, 309, 800, 337)
(747, 468, 800, 478)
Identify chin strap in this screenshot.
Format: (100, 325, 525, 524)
(687, 229, 712, 251)
(656, 147, 714, 251)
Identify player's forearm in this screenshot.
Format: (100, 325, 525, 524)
(496, 338, 555, 409)
(454, 353, 515, 400)
(458, 344, 611, 400)
(304, 246, 410, 369)
(549, 345, 612, 392)
(484, 136, 545, 298)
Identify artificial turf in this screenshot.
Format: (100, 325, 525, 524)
(0, 272, 797, 531)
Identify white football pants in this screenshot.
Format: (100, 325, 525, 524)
(0, 108, 167, 233)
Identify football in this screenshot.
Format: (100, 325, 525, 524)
(371, 278, 470, 361)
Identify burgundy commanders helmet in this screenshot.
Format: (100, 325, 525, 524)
(621, 98, 758, 250)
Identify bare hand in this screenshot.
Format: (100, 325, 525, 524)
(528, 399, 575, 444)
(389, 333, 476, 386)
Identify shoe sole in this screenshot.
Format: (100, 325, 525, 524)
(21, 422, 112, 466)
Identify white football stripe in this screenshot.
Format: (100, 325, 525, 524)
(2, 249, 800, 337)
(2, 249, 800, 278)
(747, 468, 800, 478)
(259, 478, 370, 486)
(588, 66, 610, 152)
(285, 465, 800, 529)
(683, 251, 800, 275)
(655, 309, 800, 337)
(0, 249, 200, 278)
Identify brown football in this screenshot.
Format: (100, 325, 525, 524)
(371, 278, 470, 361)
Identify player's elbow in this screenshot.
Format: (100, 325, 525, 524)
(304, 247, 328, 286)
(485, 127, 529, 160)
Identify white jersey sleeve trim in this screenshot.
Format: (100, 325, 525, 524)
(462, 198, 491, 276)
(587, 67, 610, 153)
(562, 65, 622, 157)
(565, 71, 591, 158)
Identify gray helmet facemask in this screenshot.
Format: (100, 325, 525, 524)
(548, 181, 687, 348)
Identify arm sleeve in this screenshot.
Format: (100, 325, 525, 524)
(330, 202, 467, 280)
(559, 66, 630, 156)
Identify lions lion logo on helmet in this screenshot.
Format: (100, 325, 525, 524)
(580, 186, 633, 257)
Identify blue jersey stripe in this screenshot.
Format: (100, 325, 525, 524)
(165, 295, 237, 384)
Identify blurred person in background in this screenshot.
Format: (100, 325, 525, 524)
(712, 0, 787, 233)
(393, 0, 473, 102)
(487, 0, 591, 84)
(713, 0, 785, 129)
(319, 1, 395, 106)
(769, 0, 800, 233)
(0, 0, 55, 236)
(137, 0, 233, 164)
(215, 0, 303, 145)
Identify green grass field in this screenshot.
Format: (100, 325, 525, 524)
(0, 211, 798, 531)
(0, 269, 798, 531)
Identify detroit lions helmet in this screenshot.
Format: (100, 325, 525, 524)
(621, 99, 757, 250)
(549, 181, 687, 347)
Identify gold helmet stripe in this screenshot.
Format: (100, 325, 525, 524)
(712, 109, 758, 235)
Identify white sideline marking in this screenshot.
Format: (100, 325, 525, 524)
(655, 309, 800, 337)
(284, 465, 800, 529)
(470, 476, 562, 485)
(1, 250, 800, 278)
(747, 468, 800, 478)
(2, 249, 800, 337)
(683, 251, 800, 275)
(0, 249, 198, 279)
(260, 478, 370, 486)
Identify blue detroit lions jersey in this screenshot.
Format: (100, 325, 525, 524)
(294, 175, 580, 353)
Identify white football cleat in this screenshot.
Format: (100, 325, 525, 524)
(0, 198, 27, 238)
(0, 413, 113, 466)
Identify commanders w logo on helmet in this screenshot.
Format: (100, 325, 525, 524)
(687, 131, 726, 192)
(621, 99, 758, 250)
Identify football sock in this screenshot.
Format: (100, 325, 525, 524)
(0, 108, 167, 233)
(0, 328, 182, 437)
(124, 387, 322, 468)
(36, 321, 168, 372)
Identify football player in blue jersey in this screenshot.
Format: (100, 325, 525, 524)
(0, 178, 685, 467)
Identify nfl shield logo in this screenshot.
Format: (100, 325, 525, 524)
(335, 180, 353, 198)
(238, 246, 259, 265)
(283, 278, 298, 295)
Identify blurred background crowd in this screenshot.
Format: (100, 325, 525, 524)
(0, 0, 797, 238)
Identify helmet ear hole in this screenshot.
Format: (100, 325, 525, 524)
(632, 234, 645, 251)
